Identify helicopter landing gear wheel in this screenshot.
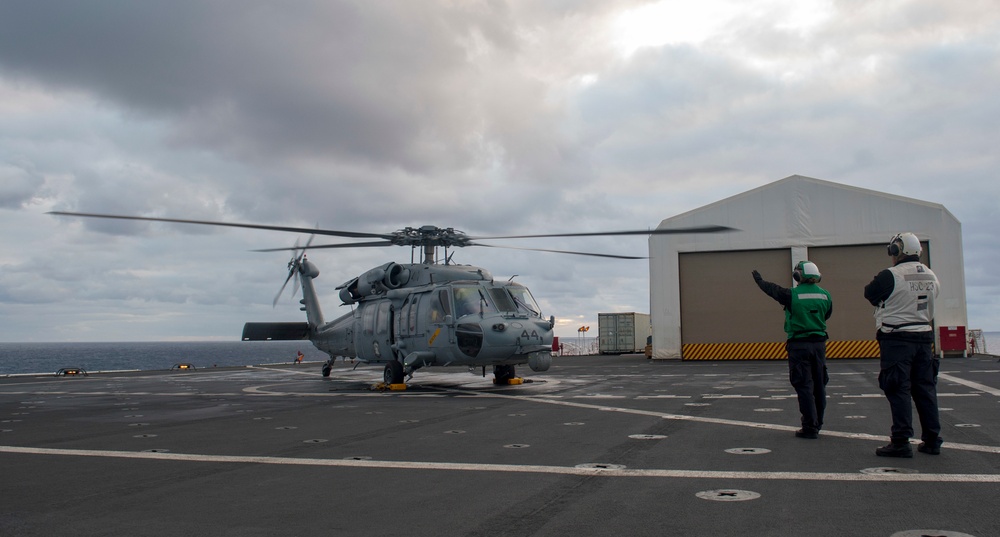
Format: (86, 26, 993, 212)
(493, 364, 515, 384)
(321, 363, 332, 377)
(384, 360, 405, 385)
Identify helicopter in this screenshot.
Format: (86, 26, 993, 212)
(49, 211, 734, 385)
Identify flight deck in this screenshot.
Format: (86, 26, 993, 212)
(2, 354, 998, 537)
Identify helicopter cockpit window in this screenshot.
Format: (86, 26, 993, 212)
(453, 286, 495, 319)
(507, 285, 542, 317)
(487, 287, 516, 312)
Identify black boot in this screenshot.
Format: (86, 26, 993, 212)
(918, 437, 943, 455)
(876, 438, 913, 458)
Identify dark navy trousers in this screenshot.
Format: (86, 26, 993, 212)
(786, 340, 828, 432)
(877, 339, 941, 442)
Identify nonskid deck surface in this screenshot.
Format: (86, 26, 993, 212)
(2, 355, 998, 537)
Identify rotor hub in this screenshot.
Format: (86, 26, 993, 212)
(390, 226, 471, 248)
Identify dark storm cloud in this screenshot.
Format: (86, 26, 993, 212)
(0, 1, 533, 174)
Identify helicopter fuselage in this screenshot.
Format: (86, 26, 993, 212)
(246, 259, 554, 383)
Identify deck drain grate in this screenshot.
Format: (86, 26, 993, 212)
(861, 467, 919, 475)
(725, 448, 771, 455)
(696, 489, 761, 502)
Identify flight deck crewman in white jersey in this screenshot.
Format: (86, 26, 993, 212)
(864, 232, 942, 458)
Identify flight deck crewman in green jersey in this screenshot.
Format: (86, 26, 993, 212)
(753, 261, 833, 439)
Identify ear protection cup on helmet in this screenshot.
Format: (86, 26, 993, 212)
(887, 234, 902, 257)
(793, 261, 821, 283)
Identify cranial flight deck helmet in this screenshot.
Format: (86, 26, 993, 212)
(793, 261, 821, 283)
(888, 232, 922, 257)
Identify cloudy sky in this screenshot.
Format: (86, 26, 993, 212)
(1, 0, 998, 343)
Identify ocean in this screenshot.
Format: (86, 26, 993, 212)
(0, 340, 331, 376)
(1, 332, 995, 377)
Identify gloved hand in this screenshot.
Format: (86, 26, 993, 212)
(752, 270, 762, 284)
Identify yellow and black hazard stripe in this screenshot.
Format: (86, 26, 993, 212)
(681, 340, 880, 361)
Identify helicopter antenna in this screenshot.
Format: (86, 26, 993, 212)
(508, 275, 519, 282)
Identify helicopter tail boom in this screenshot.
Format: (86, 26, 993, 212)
(241, 322, 310, 341)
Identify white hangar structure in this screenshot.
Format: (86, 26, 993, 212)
(648, 175, 966, 360)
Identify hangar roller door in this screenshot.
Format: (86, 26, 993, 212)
(679, 249, 790, 346)
(678, 243, 929, 360)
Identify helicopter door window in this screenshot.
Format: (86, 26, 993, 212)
(397, 297, 410, 337)
(426, 292, 446, 323)
(438, 289, 451, 317)
(407, 294, 420, 335)
(376, 301, 391, 336)
(362, 304, 376, 335)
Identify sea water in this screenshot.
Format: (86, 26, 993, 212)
(1, 332, 995, 377)
(0, 341, 330, 376)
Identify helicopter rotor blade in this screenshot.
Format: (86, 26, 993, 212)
(469, 242, 647, 260)
(273, 268, 297, 307)
(47, 211, 393, 241)
(252, 240, 395, 253)
(468, 225, 736, 240)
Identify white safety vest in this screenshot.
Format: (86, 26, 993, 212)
(875, 262, 939, 333)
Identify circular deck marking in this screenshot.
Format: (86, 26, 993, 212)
(629, 434, 667, 440)
(133, 434, 158, 438)
(142, 449, 170, 453)
(444, 430, 466, 434)
(754, 408, 782, 412)
(685, 403, 710, 407)
(955, 423, 981, 428)
(696, 489, 760, 502)
(725, 448, 771, 455)
(1, 429, 11, 433)
(123, 414, 143, 418)
(844, 415, 867, 419)
(508, 413, 526, 417)
(576, 463, 626, 470)
(303, 439, 328, 444)
(861, 467, 919, 475)
(504, 444, 530, 449)
(253, 417, 273, 421)
(127, 423, 149, 427)
(563, 422, 585, 426)
(399, 419, 420, 423)
(275, 426, 298, 430)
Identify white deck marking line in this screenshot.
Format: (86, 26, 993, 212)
(939, 373, 1000, 397)
(436, 387, 1000, 454)
(1, 445, 997, 482)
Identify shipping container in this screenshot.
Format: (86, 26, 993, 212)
(598, 312, 652, 354)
